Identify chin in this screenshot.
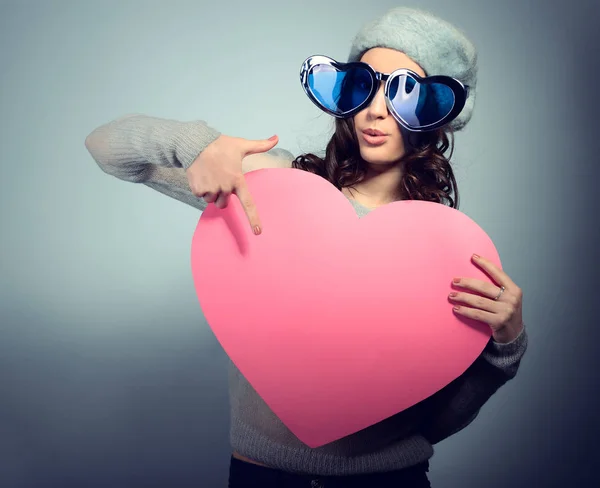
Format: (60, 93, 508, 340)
(359, 146, 404, 166)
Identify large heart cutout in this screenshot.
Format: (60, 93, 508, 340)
(191, 168, 499, 448)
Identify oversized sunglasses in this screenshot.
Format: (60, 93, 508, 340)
(300, 55, 470, 132)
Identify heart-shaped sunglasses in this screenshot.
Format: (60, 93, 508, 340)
(300, 55, 470, 132)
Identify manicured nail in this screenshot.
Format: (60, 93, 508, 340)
(472, 254, 480, 260)
(253, 225, 261, 235)
(453, 306, 460, 312)
(268, 135, 277, 141)
(449, 292, 457, 298)
(452, 277, 461, 284)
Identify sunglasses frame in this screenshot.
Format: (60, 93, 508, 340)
(300, 55, 470, 132)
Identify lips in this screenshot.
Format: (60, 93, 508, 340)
(363, 128, 387, 136)
(361, 129, 388, 146)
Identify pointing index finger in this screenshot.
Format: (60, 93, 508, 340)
(233, 177, 262, 235)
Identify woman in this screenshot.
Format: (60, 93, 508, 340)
(85, 7, 528, 488)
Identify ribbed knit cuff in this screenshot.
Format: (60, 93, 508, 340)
(173, 120, 222, 170)
(482, 324, 528, 378)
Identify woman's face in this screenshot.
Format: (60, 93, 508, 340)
(353, 48, 426, 166)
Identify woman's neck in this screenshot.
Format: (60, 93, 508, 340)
(342, 162, 404, 209)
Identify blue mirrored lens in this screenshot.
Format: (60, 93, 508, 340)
(388, 75, 455, 128)
(308, 65, 372, 114)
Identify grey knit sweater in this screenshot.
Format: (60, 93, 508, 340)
(85, 114, 528, 476)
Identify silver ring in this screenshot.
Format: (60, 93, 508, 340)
(493, 286, 506, 301)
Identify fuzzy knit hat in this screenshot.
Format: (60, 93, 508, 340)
(347, 7, 478, 131)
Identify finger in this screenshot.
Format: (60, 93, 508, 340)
(452, 277, 499, 299)
(214, 192, 231, 209)
(233, 178, 262, 235)
(243, 135, 279, 156)
(202, 192, 219, 203)
(452, 305, 503, 329)
(448, 291, 502, 314)
(471, 254, 517, 290)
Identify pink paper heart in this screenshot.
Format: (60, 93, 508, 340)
(191, 168, 498, 448)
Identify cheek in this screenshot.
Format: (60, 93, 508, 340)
(394, 132, 407, 152)
(352, 112, 364, 133)
(385, 125, 405, 153)
(383, 137, 405, 160)
(386, 129, 408, 161)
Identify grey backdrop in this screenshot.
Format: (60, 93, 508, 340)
(1, 0, 598, 487)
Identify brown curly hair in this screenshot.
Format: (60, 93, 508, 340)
(291, 117, 459, 209)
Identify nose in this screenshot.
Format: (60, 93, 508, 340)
(366, 81, 389, 119)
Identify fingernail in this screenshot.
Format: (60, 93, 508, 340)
(452, 277, 460, 284)
(253, 225, 261, 235)
(449, 292, 457, 297)
(268, 135, 277, 141)
(453, 306, 460, 312)
(472, 254, 480, 260)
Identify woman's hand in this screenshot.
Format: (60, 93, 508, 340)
(186, 134, 279, 235)
(448, 254, 524, 344)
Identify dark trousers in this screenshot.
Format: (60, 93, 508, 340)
(228, 456, 432, 488)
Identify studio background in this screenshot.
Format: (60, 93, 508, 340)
(1, 0, 598, 487)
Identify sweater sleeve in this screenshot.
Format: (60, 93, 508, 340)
(418, 324, 529, 445)
(84, 113, 295, 212)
